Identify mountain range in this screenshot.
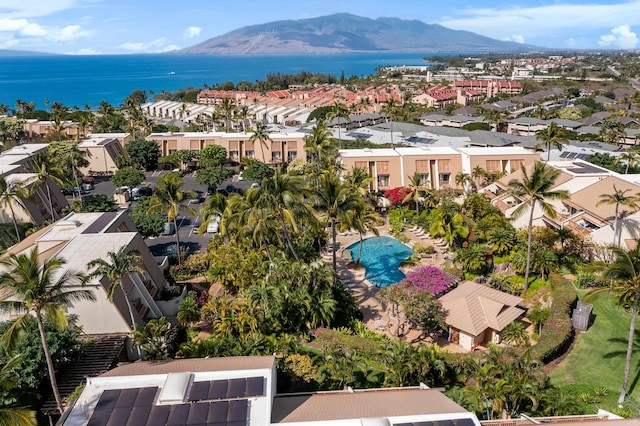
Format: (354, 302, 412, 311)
(181, 13, 538, 54)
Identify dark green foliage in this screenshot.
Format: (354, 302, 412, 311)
(573, 97, 604, 112)
(588, 153, 640, 174)
(79, 194, 118, 212)
(130, 196, 164, 238)
(111, 167, 145, 188)
(530, 274, 576, 363)
(125, 139, 161, 171)
(127, 90, 147, 104)
(0, 223, 34, 250)
(461, 122, 492, 131)
(195, 167, 232, 187)
(307, 106, 333, 122)
(0, 317, 82, 405)
(198, 145, 227, 168)
(242, 161, 274, 182)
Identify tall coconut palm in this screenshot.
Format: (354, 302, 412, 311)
(535, 122, 568, 161)
(250, 122, 272, 164)
(586, 242, 640, 405)
(597, 185, 639, 247)
(326, 101, 350, 147)
(381, 97, 399, 146)
(315, 174, 365, 270)
(252, 171, 316, 261)
(30, 151, 65, 221)
(87, 247, 144, 335)
(147, 172, 196, 267)
(615, 151, 640, 174)
(429, 198, 470, 247)
(350, 201, 379, 264)
(0, 248, 95, 414)
(508, 162, 569, 293)
(403, 172, 423, 214)
(0, 175, 33, 243)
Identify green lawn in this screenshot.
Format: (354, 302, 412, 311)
(549, 290, 640, 411)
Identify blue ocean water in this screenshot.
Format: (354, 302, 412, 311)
(0, 52, 445, 109)
(347, 236, 414, 288)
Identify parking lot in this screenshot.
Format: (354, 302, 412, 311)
(64, 170, 213, 255)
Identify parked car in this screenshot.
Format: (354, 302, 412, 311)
(206, 215, 221, 234)
(161, 222, 176, 235)
(61, 187, 84, 196)
(189, 191, 203, 204)
(132, 186, 152, 201)
(82, 176, 95, 184)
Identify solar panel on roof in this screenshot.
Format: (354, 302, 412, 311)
(82, 212, 117, 234)
(576, 153, 589, 160)
(567, 152, 578, 159)
(126, 406, 151, 426)
(227, 400, 248, 422)
(185, 402, 209, 425)
(346, 132, 372, 139)
(166, 404, 190, 426)
(146, 405, 170, 426)
(559, 151, 569, 158)
(206, 401, 229, 423)
(227, 378, 246, 398)
(246, 377, 264, 397)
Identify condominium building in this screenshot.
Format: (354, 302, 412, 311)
(146, 130, 307, 165)
(338, 147, 539, 192)
(0, 212, 172, 342)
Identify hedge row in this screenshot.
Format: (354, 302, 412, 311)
(530, 273, 577, 363)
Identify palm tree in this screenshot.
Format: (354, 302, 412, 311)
(0, 175, 33, 243)
(508, 162, 569, 293)
(147, 172, 196, 267)
(381, 97, 399, 146)
(0, 355, 36, 426)
(30, 151, 65, 221)
(597, 185, 639, 247)
(87, 247, 144, 334)
(315, 174, 365, 271)
(453, 243, 488, 274)
(326, 101, 350, 147)
(429, 198, 470, 247)
(0, 248, 95, 414)
(501, 321, 529, 347)
(403, 172, 423, 214)
(471, 165, 487, 189)
(250, 122, 272, 163)
(615, 151, 639, 174)
(585, 242, 640, 405)
(252, 171, 316, 261)
(535, 122, 568, 161)
(350, 202, 380, 264)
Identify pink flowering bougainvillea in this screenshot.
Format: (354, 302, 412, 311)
(399, 265, 455, 297)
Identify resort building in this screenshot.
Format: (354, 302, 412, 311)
(0, 211, 174, 349)
(60, 355, 482, 426)
(0, 144, 68, 226)
(146, 130, 307, 165)
(484, 160, 640, 250)
(438, 282, 525, 350)
(77, 136, 126, 175)
(338, 147, 539, 192)
(23, 119, 80, 141)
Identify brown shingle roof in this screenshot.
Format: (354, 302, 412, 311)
(439, 282, 524, 336)
(100, 356, 275, 377)
(271, 388, 468, 423)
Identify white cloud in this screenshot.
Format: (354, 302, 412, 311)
(439, 1, 640, 45)
(117, 38, 180, 53)
(70, 47, 99, 55)
(503, 34, 525, 44)
(0, 39, 20, 49)
(184, 26, 202, 39)
(598, 24, 639, 49)
(0, 0, 83, 18)
(54, 25, 91, 41)
(0, 18, 47, 36)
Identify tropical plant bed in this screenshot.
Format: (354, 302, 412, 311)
(549, 291, 640, 412)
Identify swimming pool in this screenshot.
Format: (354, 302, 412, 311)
(347, 236, 414, 288)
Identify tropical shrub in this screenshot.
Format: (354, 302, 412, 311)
(530, 273, 576, 363)
(383, 187, 412, 205)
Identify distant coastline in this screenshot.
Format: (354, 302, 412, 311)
(0, 52, 456, 109)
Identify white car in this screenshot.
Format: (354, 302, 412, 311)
(206, 215, 221, 234)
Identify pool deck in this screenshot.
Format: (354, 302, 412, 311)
(326, 225, 466, 353)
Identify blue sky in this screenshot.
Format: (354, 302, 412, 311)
(1, 0, 640, 54)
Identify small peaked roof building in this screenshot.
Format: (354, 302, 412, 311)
(439, 282, 524, 348)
